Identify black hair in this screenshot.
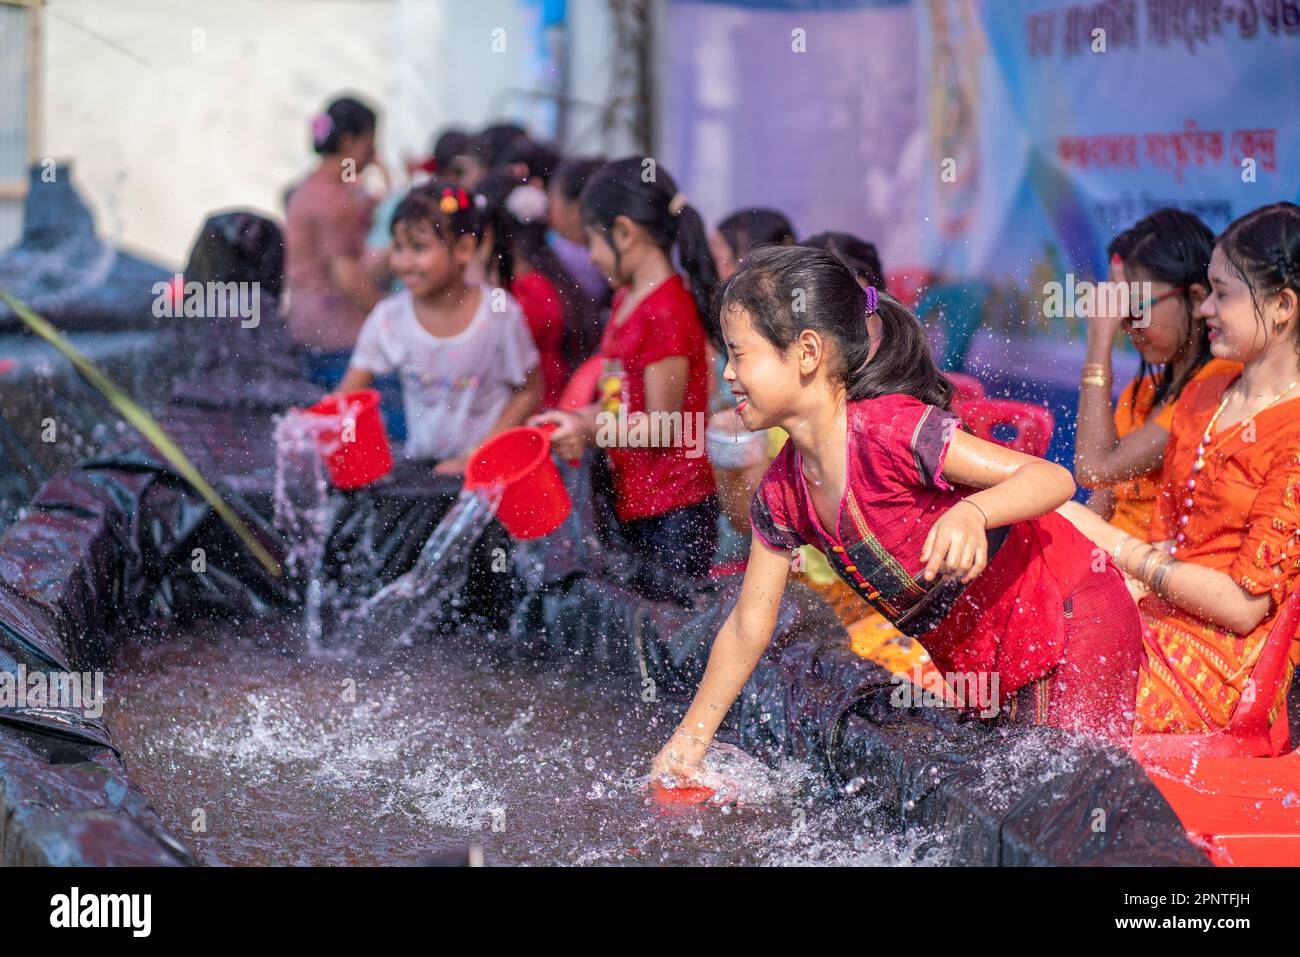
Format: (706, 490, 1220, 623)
(1216, 203, 1300, 355)
(431, 129, 472, 170)
(579, 156, 720, 345)
(476, 169, 590, 357)
(389, 178, 503, 273)
(498, 138, 561, 186)
(716, 245, 954, 409)
(475, 123, 528, 168)
(1110, 208, 1215, 409)
(312, 95, 377, 155)
(184, 211, 284, 298)
(553, 157, 605, 203)
(802, 231, 885, 289)
(717, 208, 795, 261)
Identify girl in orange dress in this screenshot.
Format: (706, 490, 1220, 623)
(1073, 210, 1240, 539)
(1060, 203, 1300, 734)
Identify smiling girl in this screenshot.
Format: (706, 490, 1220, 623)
(651, 247, 1145, 785)
(337, 181, 542, 473)
(1060, 203, 1300, 735)
(1073, 210, 1240, 538)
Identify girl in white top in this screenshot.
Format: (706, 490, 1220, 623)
(338, 182, 542, 473)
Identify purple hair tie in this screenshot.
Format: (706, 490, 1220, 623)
(863, 285, 879, 316)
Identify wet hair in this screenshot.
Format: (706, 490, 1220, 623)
(1216, 202, 1300, 350)
(553, 157, 605, 203)
(579, 156, 719, 344)
(716, 208, 795, 261)
(476, 169, 588, 349)
(184, 211, 285, 297)
(389, 178, 504, 273)
(716, 245, 954, 408)
(1109, 208, 1215, 409)
(312, 95, 377, 155)
(802, 231, 885, 289)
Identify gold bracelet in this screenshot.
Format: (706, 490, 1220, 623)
(1081, 374, 1111, 387)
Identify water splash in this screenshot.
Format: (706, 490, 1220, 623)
(335, 485, 503, 647)
(273, 408, 342, 655)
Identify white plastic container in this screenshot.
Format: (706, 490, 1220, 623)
(707, 422, 769, 469)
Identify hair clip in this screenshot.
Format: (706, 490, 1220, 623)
(311, 113, 333, 143)
(863, 285, 879, 315)
(439, 187, 460, 215)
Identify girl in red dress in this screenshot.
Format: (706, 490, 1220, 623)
(651, 246, 1145, 784)
(532, 158, 720, 578)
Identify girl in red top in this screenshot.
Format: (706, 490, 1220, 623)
(533, 158, 719, 578)
(476, 169, 586, 407)
(651, 246, 1146, 785)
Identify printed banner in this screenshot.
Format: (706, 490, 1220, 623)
(919, 0, 1300, 283)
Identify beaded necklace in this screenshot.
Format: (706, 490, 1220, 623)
(1169, 375, 1300, 555)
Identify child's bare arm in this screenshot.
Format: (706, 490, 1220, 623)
(335, 366, 375, 394)
(920, 429, 1076, 584)
(651, 536, 790, 783)
(486, 366, 543, 438)
(941, 428, 1077, 525)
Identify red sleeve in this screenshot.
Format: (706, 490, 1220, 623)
(880, 395, 961, 491)
(748, 454, 804, 552)
(638, 289, 701, 366)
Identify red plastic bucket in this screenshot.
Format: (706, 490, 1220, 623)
(303, 389, 393, 490)
(465, 425, 571, 540)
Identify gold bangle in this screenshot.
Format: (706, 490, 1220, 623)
(1081, 374, 1110, 387)
(1081, 363, 1109, 375)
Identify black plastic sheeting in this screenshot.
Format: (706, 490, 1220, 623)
(0, 283, 1206, 866)
(0, 164, 172, 333)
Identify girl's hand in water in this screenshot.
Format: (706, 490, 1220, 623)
(920, 498, 989, 584)
(650, 728, 711, 788)
(529, 410, 588, 462)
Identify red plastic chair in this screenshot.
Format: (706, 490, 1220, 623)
(885, 267, 933, 309)
(944, 371, 985, 404)
(557, 356, 602, 411)
(954, 398, 1054, 458)
(1130, 586, 1299, 760)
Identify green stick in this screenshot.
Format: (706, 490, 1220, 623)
(0, 284, 282, 577)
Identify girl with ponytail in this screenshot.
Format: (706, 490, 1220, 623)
(651, 245, 1146, 786)
(531, 157, 720, 579)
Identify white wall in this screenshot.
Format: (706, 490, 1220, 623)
(40, 0, 645, 267)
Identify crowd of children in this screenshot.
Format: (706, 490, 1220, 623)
(271, 94, 1300, 786)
